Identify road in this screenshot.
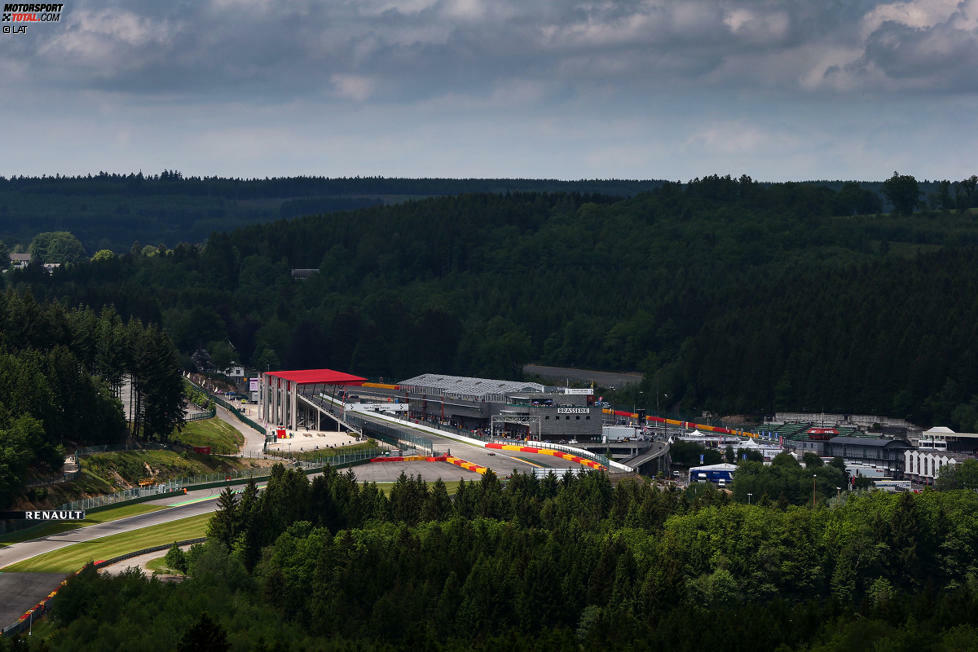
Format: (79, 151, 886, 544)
(346, 408, 584, 475)
(0, 411, 591, 629)
(0, 487, 228, 571)
(214, 404, 267, 458)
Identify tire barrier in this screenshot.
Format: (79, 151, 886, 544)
(486, 443, 607, 471)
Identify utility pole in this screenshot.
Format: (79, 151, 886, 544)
(812, 473, 817, 508)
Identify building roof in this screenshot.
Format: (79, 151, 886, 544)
(9, 253, 30, 261)
(689, 463, 738, 472)
(266, 369, 366, 385)
(398, 373, 545, 398)
(924, 426, 956, 435)
(827, 436, 911, 448)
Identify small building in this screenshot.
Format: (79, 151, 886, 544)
(688, 463, 737, 486)
(823, 436, 912, 476)
(917, 426, 978, 454)
(9, 253, 31, 269)
(291, 268, 319, 280)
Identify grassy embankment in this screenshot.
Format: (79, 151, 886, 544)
(2, 513, 212, 573)
(170, 417, 245, 454)
(24, 441, 267, 509)
(0, 503, 167, 547)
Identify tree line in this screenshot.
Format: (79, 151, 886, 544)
(11, 173, 978, 428)
(15, 463, 978, 650)
(0, 291, 184, 508)
(0, 174, 665, 253)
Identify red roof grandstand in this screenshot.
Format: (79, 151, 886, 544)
(265, 369, 366, 385)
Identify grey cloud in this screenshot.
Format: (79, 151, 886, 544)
(7, 0, 978, 103)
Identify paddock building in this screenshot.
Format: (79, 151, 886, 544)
(398, 373, 604, 443)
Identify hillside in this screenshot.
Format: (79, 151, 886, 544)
(0, 175, 664, 252)
(12, 174, 978, 429)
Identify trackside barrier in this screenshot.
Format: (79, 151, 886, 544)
(370, 455, 448, 463)
(1, 537, 208, 637)
(368, 454, 488, 475)
(43, 449, 380, 516)
(491, 437, 612, 467)
(604, 408, 760, 439)
(444, 456, 489, 475)
(486, 443, 607, 471)
(490, 437, 634, 473)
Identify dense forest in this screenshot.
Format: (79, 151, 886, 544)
(0, 174, 665, 252)
(14, 463, 978, 650)
(0, 291, 184, 508)
(9, 173, 978, 429)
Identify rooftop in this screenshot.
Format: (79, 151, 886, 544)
(265, 368, 366, 385)
(689, 463, 738, 472)
(828, 436, 911, 448)
(399, 373, 545, 398)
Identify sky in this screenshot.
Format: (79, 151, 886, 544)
(0, 0, 976, 181)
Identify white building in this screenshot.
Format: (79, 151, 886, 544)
(904, 449, 971, 485)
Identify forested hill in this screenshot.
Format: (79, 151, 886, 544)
(13, 175, 978, 428)
(0, 174, 665, 252)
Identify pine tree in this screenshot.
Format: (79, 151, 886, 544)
(208, 486, 239, 549)
(177, 612, 229, 652)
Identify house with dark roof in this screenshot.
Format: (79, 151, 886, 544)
(824, 436, 912, 477)
(9, 253, 31, 269)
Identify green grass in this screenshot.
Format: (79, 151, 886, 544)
(2, 513, 212, 573)
(170, 418, 244, 455)
(0, 503, 167, 547)
(145, 555, 184, 575)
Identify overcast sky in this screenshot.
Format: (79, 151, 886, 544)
(1, 0, 975, 181)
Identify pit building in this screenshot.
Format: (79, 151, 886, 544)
(398, 373, 604, 443)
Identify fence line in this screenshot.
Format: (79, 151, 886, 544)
(55, 449, 378, 514)
(186, 407, 217, 422)
(184, 375, 266, 435)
